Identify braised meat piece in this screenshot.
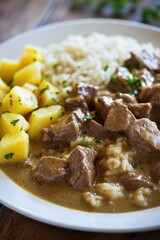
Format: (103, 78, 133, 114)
(121, 172, 154, 190)
(150, 162, 160, 182)
(139, 84, 160, 107)
(128, 103, 151, 119)
(135, 68, 154, 87)
(33, 156, 68, 182)
(125, 50, 160, 72)
(70, 82, 97, 105)
(128, 118, 160, 155)
(68, 145, 97, 191)
(95, 96, 113, 120)
(116, 93, 137, 105)
(42, 109, 85, 147)
(87, 120, 116, 140)
(65, 95, 88, 111)
(107, 67, 133, 93)
(104, 100, 135, 132)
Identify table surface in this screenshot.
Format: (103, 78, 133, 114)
(0, 0, 160, 239)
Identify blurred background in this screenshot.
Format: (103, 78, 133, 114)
(0, 0, 159, 43)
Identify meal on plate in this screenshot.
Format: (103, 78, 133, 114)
(0, 33, 160, 213)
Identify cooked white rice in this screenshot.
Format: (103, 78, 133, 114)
(42, 33, 159, 95)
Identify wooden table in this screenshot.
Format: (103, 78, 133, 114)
(0, 0, 160, 239)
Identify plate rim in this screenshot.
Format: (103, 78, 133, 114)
(0, 18, 160, 233)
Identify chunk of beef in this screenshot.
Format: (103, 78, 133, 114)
(121, 172, 154, 190)
(87, 120, 116, 140)
(128, 118, 160, 155)
(33, 156, 67, 182)
(150, 162, 160, 182)
(107, 67, 133, 93)
(42, 109, 85, 147)
(68, 145, 97, 191)
(139, 84, 160, 107)
(128, 103, 151, 119)
(65, 95, 88, 111)
(125, 50, 160, 72)
(135, 68, 154, 87)
(104, 100, 135, 132)
(116, 93, 137, 105)
(95, 96, 113, 120)
(155, 73, 160, 83)
(71, 83, 97, 104)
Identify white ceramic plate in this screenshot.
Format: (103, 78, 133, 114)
(0, 19, 160, 233)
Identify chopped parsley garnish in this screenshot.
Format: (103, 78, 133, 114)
(18, 97, 22, 105)
(42, 75, 51, 82)
(93, 137, 101, 144)
(131, 161, 141, 169)
(83, 139, 89, 148)
(10, 119, 20, 126)
(4, 152, 14, 160)
(62, 80, 67, 84)
(127, 77, 142, 87)
(110, 77, 118, 84)
(53, 63, 59, 68)
(84, 115, 93, 122)
(103, 65, 108, 71)
(40, 85, 50, 95)
(52, 97, 59, 104)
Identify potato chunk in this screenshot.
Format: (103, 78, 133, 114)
(28, 105, 64, 140)
(0, 59, 19, 84)
(38, 80, 62, 107)
(0, 131, 29, 164)
(0, 86, 38, 115)
(0, 113, 30, 138)
(13, 62, 42, 86)
(18, 45, 42, 69)
(0, 90, 6, 101)
(22, 83, 38, 94)
(0, 78, 10, 93)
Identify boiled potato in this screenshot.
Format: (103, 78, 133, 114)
(22, 82, 38, 94)
(0, 113, 30, 138)
(0, 78, 10, 93)
(0, 86, 38, 115)
(38, 80, 62, 107)
(0, 131, 29, 164)
(18, 45, 42, 69)
(28, 105, 64, 140)
(0, 59, 19, 84)
(13, 62, 42, 86)
(0, 90, 6, 101)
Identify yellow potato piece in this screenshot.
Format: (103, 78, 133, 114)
(0, 131, 29, 164)
(38, 80, 62, 107)
(0, 113, 30, 138)
(28, 105, 64, 140)
(0, 78, 10, 93)
(0, 59, 19, 84)
(22, 82, 38, 95)
(0, 86, 38, 115)
(13, 62, 42, 86)
(18, 45, 42, 69)
(0, 89, 6, 101)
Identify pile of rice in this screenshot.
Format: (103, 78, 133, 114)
(42, 33, 159, 95)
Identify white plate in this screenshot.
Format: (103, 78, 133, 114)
(0, 19, 160, 232)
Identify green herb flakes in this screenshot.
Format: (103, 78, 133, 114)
(10, 119, 20, 126)
(110, 77, 118, 84)
(40, 85, 50, 95)
(4, 152, 14, 160)
(84, 115, 93, 122)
